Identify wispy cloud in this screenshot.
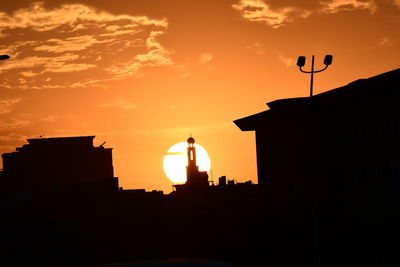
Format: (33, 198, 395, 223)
(106, 31, 173, 79)
(277, 54, 295, 68)
(0, 2, 167, 32)
(379, 37, 394, 47)
(41, 115, 59, 123)
(198, 53, 213, 64)
(0, 133, 27, 145)
(246, 42, 264, 54)
(99, 99, 137, 109)
(395, 0, 400, 8)
(0, 117, 31, 132)
(0, 132, 28, 153)
(34, 35, 110, 53)
(320, 0, 377, 14)
(0, 2, 172, 89)
(233, 0, 379, 28)
(0, 98, 21, 114)
(232, 0, 311, 28)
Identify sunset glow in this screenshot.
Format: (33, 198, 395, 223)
(163, 142, 211, 184)
(0, 1, 398, 192)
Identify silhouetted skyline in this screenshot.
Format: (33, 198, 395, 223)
(0, 1, 399, 266)
(1, 67, 400, 266)
(0, 1, 399, 192)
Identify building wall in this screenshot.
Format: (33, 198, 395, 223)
(1, 137, 118, 194)
(254, 89, 400, 217)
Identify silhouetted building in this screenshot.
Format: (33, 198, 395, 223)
(174, 136, 209, 192)
(186, 136, 209, 187)
(2, 70, 400, 267)
(234, 68, 400, 265)
(235, 67, 400, 200)
(1, 136, 118, 194)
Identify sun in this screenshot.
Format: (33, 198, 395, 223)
(163, 142, 211, 184)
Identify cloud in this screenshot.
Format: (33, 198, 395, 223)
(0, 2, 167, 32)
(232, 0, 311, 28)
(41, 115, 59, 123)
(0, 133, 27, 145)
(20, 71, 41, 77)
(198, 53, 213, 64)
(246, 42, 264, 54)
(379, 37, 394, 47)
(395, 0, 400, 8)
(105, 30, 173, 79)
(0, 2, 172, 89)
(277, 54, 295, 68)
(0, 132, 28, 155)
(0, 117, 31, 132)
(0, 53, 97, 83)
(320, 0, 377, 14)
(233, 0, 378, 28)
(0, 98, 21, 114)
(99, 99, 137, 109)
(34, 35, 110, 53)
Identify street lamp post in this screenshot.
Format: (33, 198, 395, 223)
(296, 54, 332, 266)
(297, 55, 333, 97)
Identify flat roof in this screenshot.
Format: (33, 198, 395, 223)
(234, 67, 400, 131)
(27, 136, 95, 145)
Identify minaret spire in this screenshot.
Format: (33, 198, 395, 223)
(185, 136, 208, 188)
(187, 136, 197, 167)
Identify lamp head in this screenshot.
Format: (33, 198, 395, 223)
(0, 55, 10, 60)
(323, 55, 333, 66)
(296, 56, 306, 67)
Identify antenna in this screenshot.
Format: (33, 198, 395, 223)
(100, 141, 106, 147)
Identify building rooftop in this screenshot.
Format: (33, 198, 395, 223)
(27, 136, 95, 145)
(234, 67, 400, 131)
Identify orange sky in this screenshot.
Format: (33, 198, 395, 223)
(0, 0, 399, 193)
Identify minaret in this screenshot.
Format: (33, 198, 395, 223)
(186, 136, 198, 178)
(185, 136, 208, 187)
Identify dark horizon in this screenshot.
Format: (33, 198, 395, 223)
(1, 0, 399, 193)
(1, 1, 400, 266)
(1, 67, 400, 266)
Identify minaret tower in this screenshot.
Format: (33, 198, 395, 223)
(186, 136, 198, 176)
(185, 136, 208, 187)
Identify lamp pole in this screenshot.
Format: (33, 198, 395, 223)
(296, 54, 332, 266)
(297, 55, 332, 97)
